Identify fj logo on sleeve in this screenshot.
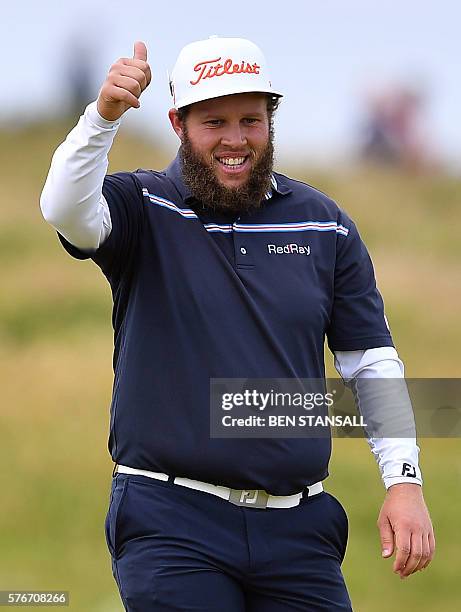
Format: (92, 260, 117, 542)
(401, 463, 417, 477)
(267, 243, 311, 256)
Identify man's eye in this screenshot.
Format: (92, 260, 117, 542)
(205, 120, 222, 126)
(244, 118, 258, 124)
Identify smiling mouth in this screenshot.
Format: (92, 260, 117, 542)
(215, 155, 250, 172)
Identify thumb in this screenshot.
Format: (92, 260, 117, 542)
(133, 41, 147, 61)
(379, 517, 395, 558)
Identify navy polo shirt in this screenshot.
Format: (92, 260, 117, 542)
(58, 155, 393, 495)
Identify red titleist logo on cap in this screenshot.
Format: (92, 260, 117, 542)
(190, 57, 261, 86)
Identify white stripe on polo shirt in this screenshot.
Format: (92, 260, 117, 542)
(142, 188, 349, 237)
(233, 222, 349, 235)
(142, 189, 199, 219)
(203, 223, 234, 233)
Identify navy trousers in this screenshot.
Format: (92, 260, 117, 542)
(105, 474, 352, 611)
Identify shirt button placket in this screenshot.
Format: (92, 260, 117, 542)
(234, 220, 254, 268)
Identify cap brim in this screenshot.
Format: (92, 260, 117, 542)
(175, 86, 283, 109)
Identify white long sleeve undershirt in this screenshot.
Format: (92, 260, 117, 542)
(334, 348, 422, 488)
(40, 101, 117, 250)
(40, 101, 423, 490)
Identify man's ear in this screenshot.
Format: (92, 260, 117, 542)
(169, 108, 185, 142)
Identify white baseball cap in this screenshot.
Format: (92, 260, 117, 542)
(169, 35, 283, 109)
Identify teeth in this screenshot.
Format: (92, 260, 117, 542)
(219, 157, 245, 166)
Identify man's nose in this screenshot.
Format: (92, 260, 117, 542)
(220, 123, 248, 148)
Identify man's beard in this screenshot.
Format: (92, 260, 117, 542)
(179, 128, 275, 215)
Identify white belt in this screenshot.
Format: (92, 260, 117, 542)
(114, 464, 323, 509)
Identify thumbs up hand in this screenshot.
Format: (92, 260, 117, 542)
(97, 41, 152, 121)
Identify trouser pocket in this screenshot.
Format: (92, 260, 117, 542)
(105, 476, 129, 559)
(324, 492, 349, 562)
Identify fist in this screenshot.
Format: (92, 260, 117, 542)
(97, 41, 152, 121)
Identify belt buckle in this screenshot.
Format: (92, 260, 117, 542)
(228, 488, 270, 509)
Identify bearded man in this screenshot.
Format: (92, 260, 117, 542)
(40, 36, 434, 611)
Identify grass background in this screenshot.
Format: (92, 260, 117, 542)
(0, 121, 460, 610)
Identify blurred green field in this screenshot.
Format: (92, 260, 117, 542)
(0, 121, 460, 611)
